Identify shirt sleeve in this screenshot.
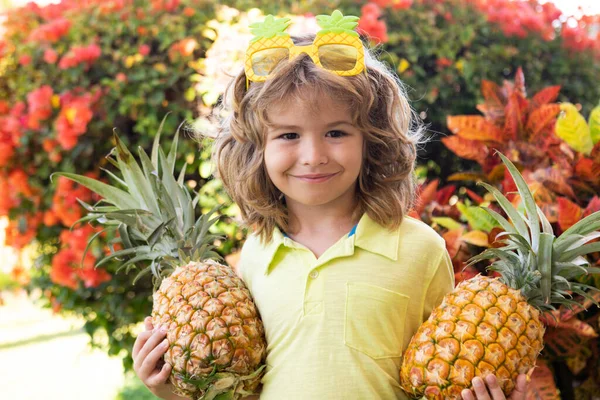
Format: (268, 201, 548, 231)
(422, 248, 455, 321)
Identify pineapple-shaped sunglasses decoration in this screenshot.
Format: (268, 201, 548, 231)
(244, 9, 365, 87)
(52, 119, 267, 400)
(400, 152, 600, 399)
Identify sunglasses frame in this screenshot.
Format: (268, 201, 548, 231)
(244, 34, 366, 86)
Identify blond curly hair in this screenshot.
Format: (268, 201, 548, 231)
(203, 33, 426, 245)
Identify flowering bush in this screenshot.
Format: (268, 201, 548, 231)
(0, 0, 222, 369)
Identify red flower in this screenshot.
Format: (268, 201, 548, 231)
(18, 54, 32, 66)
(139, 44, 151, 56)
(58, 43, 101, 70)
(43, 48, 58, 64)
(358, 3, 389, 44)
(28, 18, 71, 43)
(27, 85, 54, 129)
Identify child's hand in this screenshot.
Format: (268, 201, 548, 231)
(461, 374, 528, 400)
(133, 317, 187, 400)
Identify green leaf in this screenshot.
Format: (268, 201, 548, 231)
(555, 103, 593, 155)
(538, 233, 554, 304)
(456, 202, 500, 232)
(50, 172, 138, 210)
(114, 133, 161, 215)
(497, 153, 541, 253)
(556, 211, 600, 247)
(587, 102, 600, 145)
(431, 217, 463, 230)
(478, 182, 529, 241)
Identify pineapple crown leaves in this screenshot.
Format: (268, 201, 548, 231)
(315, 10, 360, 37)
(249, 15, 291, 43)
(50, 115, 224, 288)
(467, 151, 600, 311)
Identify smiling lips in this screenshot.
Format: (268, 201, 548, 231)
(293, 172, 338, 183)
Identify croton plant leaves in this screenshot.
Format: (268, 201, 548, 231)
(555, 103, 594, 155)
(525, 360, 560, 400)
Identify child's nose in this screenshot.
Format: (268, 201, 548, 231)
(300, 137, 328, 166)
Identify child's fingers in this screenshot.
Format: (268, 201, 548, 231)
(139, 336, 170, 379)
(144, 316, 153, 331)
(136, 328, 167, 368)
(461, 389, 475, 400)
(132, 328, 154, 360)
(148, 362, 172, 387)
(484, 375, 505, 399)
(508, 374, 528, 400)
(471, 377, 492, 400)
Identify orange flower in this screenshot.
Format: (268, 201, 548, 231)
(183, 6, 195, 17)
(78, 265, 111, 288)
(50, 248, 80, 289)
(11, 264, 30, 286)
(43, 209, 59, 226)
(169, 38, 198, 60)
(55, 96, 94, 150)
(27, 85, 54, 129)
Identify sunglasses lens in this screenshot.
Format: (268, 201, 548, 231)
(318, 44, 358, 71)
(251, 47, 289, 77)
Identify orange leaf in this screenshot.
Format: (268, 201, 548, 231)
(504, 92, 528, 141)
(443, 228, 464, 259)
(447, 172, 487, 182)
(441, 135, 489, 165)
(531, 85, 561, 107)
(465, 189, 484, 204)
(584, 196, 600, 216)
(560, 291, 600, 321)
(435, 185, 456, 205)
(513, 67, 526, 98)
(480, 80, 504, 108)
(447, 115, 503, 142)
(413, 179, 439, 216)
(531, 167, 576, 199)
(526, 360, 560, 400)
(557, 197, 583, 231)
(526, 104, 561, 139)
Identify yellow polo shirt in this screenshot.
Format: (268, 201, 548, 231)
(238, 213, 454, 399)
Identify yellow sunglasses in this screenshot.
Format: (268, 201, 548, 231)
(244, 10, 366, 89)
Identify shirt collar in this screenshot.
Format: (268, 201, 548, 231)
(254, 213, 400, 275)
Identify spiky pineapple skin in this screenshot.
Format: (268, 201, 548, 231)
(400, 275, 545, 399)
(152, 260, 267, 399)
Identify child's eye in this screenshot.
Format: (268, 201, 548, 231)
(278, 133, 299, 140)
(327, 130, 347, 138)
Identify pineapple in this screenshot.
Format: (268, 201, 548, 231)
(400, 152, 600, 399)
(52, 119, 267, 400)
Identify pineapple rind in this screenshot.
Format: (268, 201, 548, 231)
(400, 275, 544, 399)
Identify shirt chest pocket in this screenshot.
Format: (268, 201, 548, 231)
(344, 282, 410, 359)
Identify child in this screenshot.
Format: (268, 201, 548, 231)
(133, 10, 529, 400)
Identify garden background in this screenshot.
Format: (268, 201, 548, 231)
(1, 0, 600, 398)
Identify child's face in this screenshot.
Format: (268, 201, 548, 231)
(264, 93, 363, 210)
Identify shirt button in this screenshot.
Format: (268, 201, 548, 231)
(309, 270, 319, 279)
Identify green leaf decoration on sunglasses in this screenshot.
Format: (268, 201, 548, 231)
(249, 15, 292, 43)
(316, 9, 360, 37)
